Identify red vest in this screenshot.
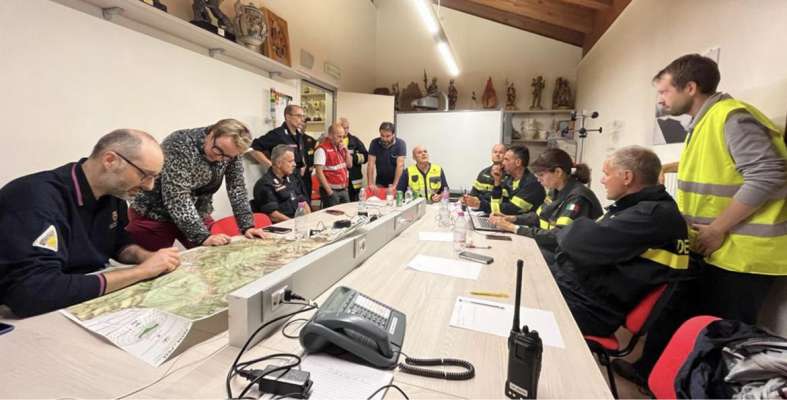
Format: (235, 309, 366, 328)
(317, 140, 348, 189)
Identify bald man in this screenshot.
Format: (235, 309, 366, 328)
(470, 144, 507, 203)
(396, 145, 448, 203)
(0, 129, 181, 317)
(314, 122, 352, 207)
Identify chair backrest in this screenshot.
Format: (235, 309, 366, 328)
(624, 284, 669, 334)
(210, 213, 272, 236)
(648, 316, 720, 399)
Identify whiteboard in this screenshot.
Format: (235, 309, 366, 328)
(396, 110, 503, 190)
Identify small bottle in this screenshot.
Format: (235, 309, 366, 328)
(293, 201, 308, 240)
(358, 188, 367, 216)
(441, 187, 450, 204)
(396, 191, 403, 207)
(386, 191, 394, 207)
(404, 188, 414, 204)
(453, 211, 468, 250)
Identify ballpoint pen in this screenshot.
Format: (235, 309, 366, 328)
(470, 291, 510, 298)
(466, 244, 491, 249)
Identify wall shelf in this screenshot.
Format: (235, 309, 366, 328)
(505, 109, 573, 115)
(55, 0, 306, 80)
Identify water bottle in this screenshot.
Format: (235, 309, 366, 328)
(454, 211, 468, 250)
(441, 187, 450, 205)
(358, 188, 367, 216)
(294, 201, 308, 240)
(404, 188, 414, 204)
(438, 197, 451, 227)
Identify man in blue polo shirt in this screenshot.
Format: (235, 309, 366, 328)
(367, 121, 406, 195)
(0, 129, 181, 318)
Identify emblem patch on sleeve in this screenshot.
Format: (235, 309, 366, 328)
(33, 225, 59, 252)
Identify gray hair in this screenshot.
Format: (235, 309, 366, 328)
(609, 145, 662, 185)
(90, 129, 155, 159)
(271, 144, 293, 163)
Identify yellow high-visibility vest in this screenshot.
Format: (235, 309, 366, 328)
(677, 98, 787, 275)
(407, 164, 443, 199)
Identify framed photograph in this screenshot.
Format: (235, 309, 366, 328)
(262, 8, 291, 66)
(557, 120, 573, 139)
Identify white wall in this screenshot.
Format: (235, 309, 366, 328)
(162, 0, 378, 92)
(0, 0, 298, 217)
(336, 92, 395, 147)
(374, 0, 582, 111)
(574, 0, 787, 334)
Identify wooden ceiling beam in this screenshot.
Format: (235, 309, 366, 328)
(466, 0, 595, 33)
(438, 0, 585, 47)
(557, 0, 612, 11)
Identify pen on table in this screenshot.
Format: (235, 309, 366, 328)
(459, 298, 505, 310)
(470, 291, 510, 298)
(466, 244, 491, 249)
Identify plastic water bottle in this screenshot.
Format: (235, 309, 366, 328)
(441, 187, 450, 204)
(294, 201, 308, 240)
(454, 211, 468, 250)
(404, 188, 413, 204)
(438, 197, 451, 227)
(358, 189, 367, 215)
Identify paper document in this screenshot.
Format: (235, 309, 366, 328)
(449, 296, 565, 348)
(262, 354, 394, 400)
(406, 255, 483, 280)
(418, 231, 454, 242)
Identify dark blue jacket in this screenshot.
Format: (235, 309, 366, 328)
(0, 160, 134, 317)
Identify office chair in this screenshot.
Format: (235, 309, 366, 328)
(584, 283, 677, 398)
(648, 315, 720, 399)
(210, 213, 272, 236)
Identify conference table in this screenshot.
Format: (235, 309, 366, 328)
(0, 201, 612, 399)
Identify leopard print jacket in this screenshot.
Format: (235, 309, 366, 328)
(131, 126, 253, 244)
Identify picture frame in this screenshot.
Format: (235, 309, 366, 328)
(262, 8, 291, 66)
(558, 120, 573, 139)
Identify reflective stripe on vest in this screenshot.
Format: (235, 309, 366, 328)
(407, 164, 443, 198)
(677, 98, 787, 275)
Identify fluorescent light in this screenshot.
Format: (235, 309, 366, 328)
(437, 41, 460, 76)
(413, 0, 439, 35)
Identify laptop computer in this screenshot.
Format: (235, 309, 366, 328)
(469, 213, 507, 233)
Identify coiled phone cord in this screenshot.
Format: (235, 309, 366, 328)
(398, 356, 475, 381)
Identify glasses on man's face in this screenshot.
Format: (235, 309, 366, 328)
(114, 152, 159, 183)
(288, 113, 305, 119)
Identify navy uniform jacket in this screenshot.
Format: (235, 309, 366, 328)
(252, 169, 306, 218)
(0, 160, 134, 317)
(480, 169, 546, 215)
(252, 123, 308, 170)
(554, 185, 690, 323)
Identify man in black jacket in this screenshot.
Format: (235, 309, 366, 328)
(552, 146, 690, 337)
(339, 117, 369, 201)
(250, 105, 312, 197)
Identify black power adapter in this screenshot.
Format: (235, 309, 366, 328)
(239, 365, 313, 399)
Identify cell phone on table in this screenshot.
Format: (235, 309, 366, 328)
(486, 234, 512, 241)
(262, 226, 292, 234)
(0, 322, 14, 335)
(325, 209, 345, 216)
(458, 251, 494, 265)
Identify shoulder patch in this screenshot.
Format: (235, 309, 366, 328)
(33, 225, 59, 252)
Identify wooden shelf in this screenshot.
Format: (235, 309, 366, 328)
(57, 0, 306, 79)
(505, 109, 573, 115)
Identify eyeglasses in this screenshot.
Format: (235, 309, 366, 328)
(288, 113, 305, 119)
(210, 136, 237, 161)
(114, 152, 159, 183)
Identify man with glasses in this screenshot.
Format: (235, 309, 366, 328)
(250, 105, 312, 201)
(0, 129, 182, 317)
(128, 119, 266, 251)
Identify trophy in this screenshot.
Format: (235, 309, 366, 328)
(190, 0, 235, 41)
(234, 1, 267, 52)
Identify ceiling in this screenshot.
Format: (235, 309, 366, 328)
(435, 0, 631, 54)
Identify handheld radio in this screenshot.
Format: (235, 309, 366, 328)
(505, 259, 542, 399)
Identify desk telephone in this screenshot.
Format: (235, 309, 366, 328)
(299, 286, 406, 369)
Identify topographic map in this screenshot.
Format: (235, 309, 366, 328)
(62, 233, 347, 366)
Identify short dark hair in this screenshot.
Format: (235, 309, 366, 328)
(653, 54, 720, 95)
(379, 121, 395, 134)
(284, 104, 302, 116)
(610, 145, 662, 186)
(508, 145, 530, 167)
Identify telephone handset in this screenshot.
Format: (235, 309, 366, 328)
(299, 286, 406, 369)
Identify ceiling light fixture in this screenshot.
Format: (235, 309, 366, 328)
(412, 0, 460, 77)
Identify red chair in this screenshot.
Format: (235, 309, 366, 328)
(363, 186, 388, 200)
(648, 316, 720, 399)
(210, 213, 272, 236)
(584, 283, 676, 398)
